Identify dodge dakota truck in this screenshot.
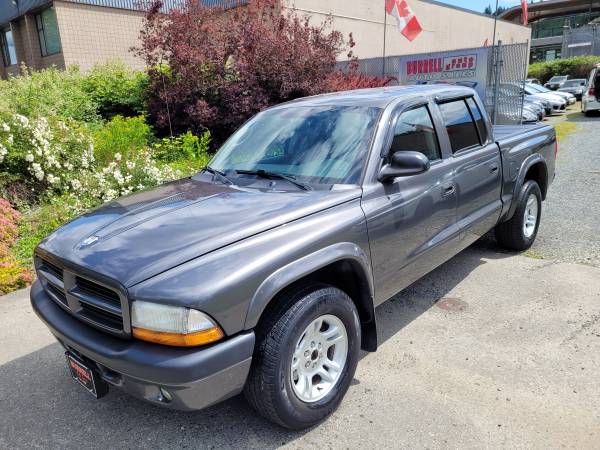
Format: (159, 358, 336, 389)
(31, 85, 556, 429)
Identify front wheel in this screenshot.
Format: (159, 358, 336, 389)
(495, 180, 542, 251)
(244, 284, 361, 429)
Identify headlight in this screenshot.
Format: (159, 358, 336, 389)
(131, 301, 224, 347)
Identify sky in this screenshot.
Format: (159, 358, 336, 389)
(433, 0, 524, 14)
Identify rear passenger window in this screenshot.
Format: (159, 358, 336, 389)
(466, 97, 488, 143)
(439, 100, 480, 153)
(390, 106, 441, 161)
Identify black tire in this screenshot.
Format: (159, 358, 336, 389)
(244, 284, 361, 429)
(495, 180, 542, 251)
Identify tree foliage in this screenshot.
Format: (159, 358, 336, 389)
(528, 56, 600, 84)
(135, 0, 369, 144)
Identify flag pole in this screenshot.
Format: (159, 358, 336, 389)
(382, 1, 387, 77)
(492, 0, 499, 45)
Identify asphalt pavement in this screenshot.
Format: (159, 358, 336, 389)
(1, 110, 600, 449)
(2, 245, 600, 449)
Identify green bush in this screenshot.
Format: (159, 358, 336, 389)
(152, 131, 211, 163)
(81, 61, 148, 120)
(93, 115, 151, 166)
(528, 56, 600, 84)
(0, 66, 99, 123)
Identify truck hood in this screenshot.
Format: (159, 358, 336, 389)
(38, 177, 361, 287)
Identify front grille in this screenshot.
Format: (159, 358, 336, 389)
(43, 260, 63, 282)
(36, 256, 128, 337)
(47, 283, 68, 306)
(76, 276, 121, 309)
(79, 302, 124, 329)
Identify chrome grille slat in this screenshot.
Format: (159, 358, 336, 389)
(73, 289, 122, 316)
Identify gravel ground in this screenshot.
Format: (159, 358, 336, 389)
(479, 109, 600, 267)
(529, 111, 600, 266)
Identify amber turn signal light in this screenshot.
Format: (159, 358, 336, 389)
(132, 326, 224, 347)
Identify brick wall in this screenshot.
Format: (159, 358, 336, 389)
(53, 0, 145, 72)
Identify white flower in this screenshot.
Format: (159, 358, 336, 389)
(7, 135, 13, 144)
(1, 123, 9, 132)
(47, 174, 60, 185)
(25, 153, 34, 162)
(32, 162, 44, 181)
(14, 114, 29, 126)
(114, 153, 122, 162)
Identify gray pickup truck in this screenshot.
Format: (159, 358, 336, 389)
(31, 85, 556, 429)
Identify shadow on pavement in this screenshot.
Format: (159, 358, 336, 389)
(0, 241, 514, 449)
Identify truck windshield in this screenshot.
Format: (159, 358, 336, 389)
(209, 105, 381, 185)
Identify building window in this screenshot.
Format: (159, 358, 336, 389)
(1, 28, 17, 66)
(36, 7, 61, 57)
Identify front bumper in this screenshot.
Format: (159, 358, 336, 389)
(31, 281, 255, 411)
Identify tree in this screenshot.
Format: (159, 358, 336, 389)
(136, 0, 357, 145)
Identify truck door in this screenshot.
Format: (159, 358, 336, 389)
(361, 102, 460, 305)
(437, 97, 502, 244)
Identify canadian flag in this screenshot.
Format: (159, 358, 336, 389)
(385, 0, 423, 42)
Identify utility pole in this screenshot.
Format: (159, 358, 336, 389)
(492, 0, 499, 46)
(382, 2, 387, 77)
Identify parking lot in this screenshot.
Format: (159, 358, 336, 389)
(1, 109, 600, 450)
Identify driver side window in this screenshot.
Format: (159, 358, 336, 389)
(389, 106, 441, 161)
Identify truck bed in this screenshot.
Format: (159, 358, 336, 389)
(492, 123, 552, 143)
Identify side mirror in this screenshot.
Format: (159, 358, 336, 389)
(378, 151, 430, 182)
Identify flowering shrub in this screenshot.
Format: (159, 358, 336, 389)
(0, 199, 33, 294)
(0, 113, 95, 197)
(0, 199, 20, 245)
(76, 150, 181, 204)
(0, 112, 191, 210)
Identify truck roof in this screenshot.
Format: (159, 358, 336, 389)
(273, 85, 477, 109)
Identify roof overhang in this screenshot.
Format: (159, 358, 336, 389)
(500, 0, 600, 23)
(0, 0, 52, 27)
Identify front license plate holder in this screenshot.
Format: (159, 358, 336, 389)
(66, 352, 108, 399)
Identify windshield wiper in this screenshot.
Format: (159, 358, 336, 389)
(203, 166, 233, 185)
(235, 169, 312, 191)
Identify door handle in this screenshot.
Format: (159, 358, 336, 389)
(442, 184, 456, 197)
(489, 164, 499, 174)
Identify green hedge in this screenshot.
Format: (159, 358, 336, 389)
(528, 56, 600, 84)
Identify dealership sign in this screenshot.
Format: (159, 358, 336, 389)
(399, 47, 489, 102)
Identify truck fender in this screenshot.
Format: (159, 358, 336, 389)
(243, 242, 377, 350)
(503, 153, 548, 222)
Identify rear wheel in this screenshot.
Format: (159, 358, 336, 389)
(495, 180, 542, 251)
(244, 284, 361, 429)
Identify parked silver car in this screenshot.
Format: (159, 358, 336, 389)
(523, 83, 570, 110)
(544, 75, 569, 90)
(558, 79, 587, 100)
(528, 83, 576, 106)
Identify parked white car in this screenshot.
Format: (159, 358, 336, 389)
(582, 65, 600, 116)
(521, 84, 567, 113)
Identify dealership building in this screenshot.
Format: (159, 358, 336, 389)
(1, 0, 531, 79)
(501, 0, 600, 62)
